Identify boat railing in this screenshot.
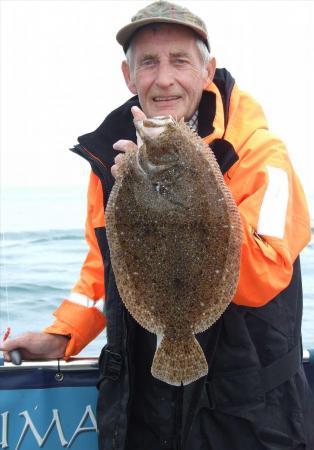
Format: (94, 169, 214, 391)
(1, 349, 313, 371)
(0, 356, 99, 371)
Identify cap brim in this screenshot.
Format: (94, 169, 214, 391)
(116, 17, 209, 51)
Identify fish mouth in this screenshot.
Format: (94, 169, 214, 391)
(134, 115, 174, 146)
(134, 115, 178, 178)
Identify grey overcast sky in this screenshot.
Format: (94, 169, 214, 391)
(1, 1, 314, 201)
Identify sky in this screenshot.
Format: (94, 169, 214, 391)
(1, 1, 314, 203)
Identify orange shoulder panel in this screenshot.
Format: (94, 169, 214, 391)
(225, 130, 311, 307)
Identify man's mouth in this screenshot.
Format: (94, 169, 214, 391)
(153, 96, 181, 102)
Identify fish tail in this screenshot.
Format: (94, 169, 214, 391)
(151, 334, 208, 386)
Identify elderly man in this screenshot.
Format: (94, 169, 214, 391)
(2, 1, 314, 449)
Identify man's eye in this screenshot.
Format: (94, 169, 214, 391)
(174, 58, 188, 66)
(140, 59, 155, 67)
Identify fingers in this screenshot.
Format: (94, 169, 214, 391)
(131, 105, 147, 121)
(1, 333, 32, 362)
(112, 140, 138, 178)
(2, 351, 12, 362)
(3, 348, 37, 362)
(1, 338, 16, 362)
(112, 139, 137, 153)
(1, 335, 26, 352)
(1, 332, 69, 362)
(111, 162, 121, 179)
(111, 107, 146, 179)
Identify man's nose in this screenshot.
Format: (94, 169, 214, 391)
(155, 62, 174, 88)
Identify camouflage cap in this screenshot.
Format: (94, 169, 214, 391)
(116, 0, 210, 52)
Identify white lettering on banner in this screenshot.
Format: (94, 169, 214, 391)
(0, 405, 97, 449)
(16, 409, 67, 449)
(68, 405, 98, 447)
(0, 412, 8, 448)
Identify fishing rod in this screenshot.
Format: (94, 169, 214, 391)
(0, 232, 22, 365)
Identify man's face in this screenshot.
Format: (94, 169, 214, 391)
(122, 26, 215, 121)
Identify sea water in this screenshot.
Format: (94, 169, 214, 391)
(0, 186, 313, 357)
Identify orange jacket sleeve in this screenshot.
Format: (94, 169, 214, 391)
(44, 172, 106, 356)
(226, 130, 311, 307)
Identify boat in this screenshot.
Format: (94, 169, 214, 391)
(1, 350, 313, 449)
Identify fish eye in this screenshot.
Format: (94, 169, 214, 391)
(153, 182, 167, 195)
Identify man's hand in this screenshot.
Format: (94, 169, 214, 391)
(0, 332, 69, 362)
(111, 106, 146, 178)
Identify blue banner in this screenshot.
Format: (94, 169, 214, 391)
(2, 355, 313, 449)
(0, 364, 99, 450)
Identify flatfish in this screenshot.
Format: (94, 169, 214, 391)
(105, 116, 242, 386)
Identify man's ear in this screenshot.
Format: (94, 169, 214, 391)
(203, 57, 216, 88)
(121, 60, 137, 94)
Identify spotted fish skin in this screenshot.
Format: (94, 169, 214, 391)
(105, 116, 243, 386)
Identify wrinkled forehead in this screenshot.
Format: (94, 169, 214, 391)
(130, 23, 200, 56)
